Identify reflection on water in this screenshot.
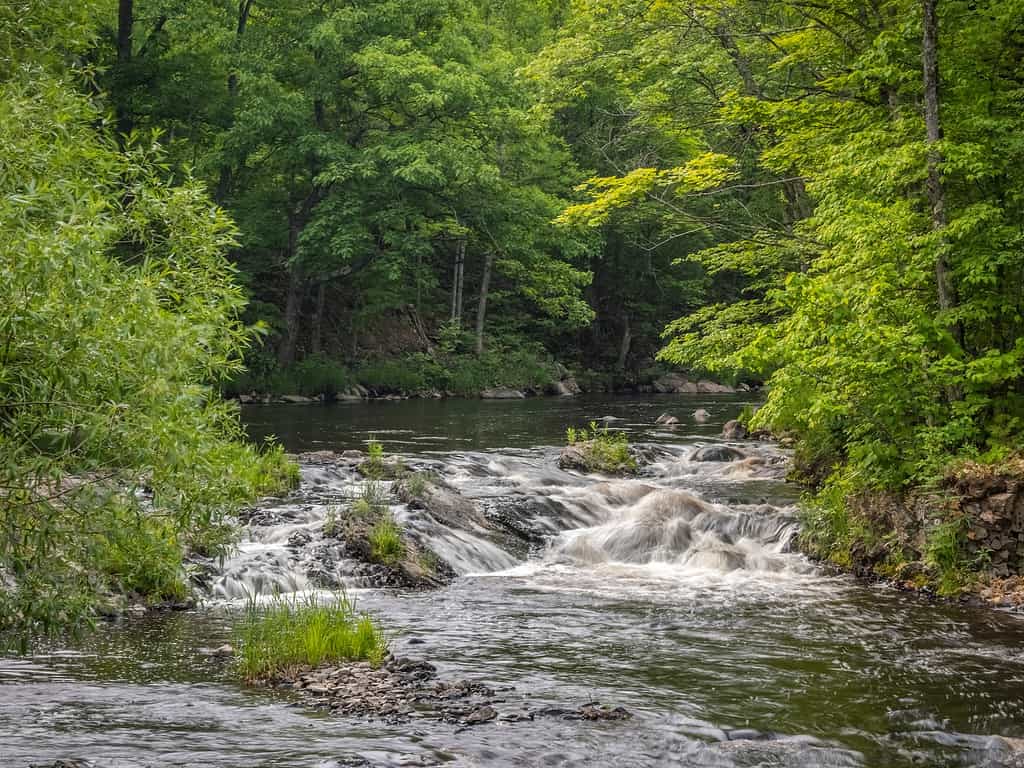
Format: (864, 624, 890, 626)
(241, 393, 760, 453)
(3, 396, 1024, 768)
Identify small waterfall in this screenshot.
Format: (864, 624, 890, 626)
(548, 487, 802, 574)
(205, 439, 808, 600)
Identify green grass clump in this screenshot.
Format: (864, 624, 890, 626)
(351, 480, 389, 518)
(235, 593, 388, 680)
(369, 516, 406, 565)
(402, 471, 432, 499)
(565, 421, 638, 474)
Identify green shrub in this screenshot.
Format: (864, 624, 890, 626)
(91, 502, 189, 603)
(292, 354, 352, 398)
(369, 516, 406, 565)
(234, 593, 388, 680)
(565, 422, 638, 474)
(357, 358, 429, 393)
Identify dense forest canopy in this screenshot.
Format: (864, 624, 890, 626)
(1, 0, 1023, 636)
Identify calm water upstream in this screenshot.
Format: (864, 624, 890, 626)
(3, 395, 1024, 768)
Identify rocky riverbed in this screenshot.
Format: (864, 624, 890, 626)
(264, 654, 631, 727)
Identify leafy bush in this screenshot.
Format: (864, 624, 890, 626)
(0, 72, 298, 645)
(235, 593, 387, 680)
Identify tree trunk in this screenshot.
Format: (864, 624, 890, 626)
(310, 282, 326, 356)
(475, 251, 494, 355)
(406, 304, 434, 355)
(278, 214, 306, 367)
(616, 313, 632, 371)
(450, 238, 466, 324)
(922, 0, 961, 346)
(216, 1, 255, 203)
(116, 0, 134, 139)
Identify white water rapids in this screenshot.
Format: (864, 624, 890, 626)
(209, 439, 807, 603)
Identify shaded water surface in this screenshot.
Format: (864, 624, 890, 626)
(3, 396, 1024, 768)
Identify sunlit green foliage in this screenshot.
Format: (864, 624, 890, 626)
(0, 3, 297, 643)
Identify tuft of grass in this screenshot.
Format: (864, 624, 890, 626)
(234, 592, 388, 681)
(351, 480, 389, 519)
(369, 516, 406, 565)
(360, 439, 390, 479)
(323, 506, 340, 537)
(403, 471, 432, 499)
(924, 516, 978, 596)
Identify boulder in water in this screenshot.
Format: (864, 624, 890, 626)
(691, 445, 746, 462)
(653, 372, 698, 393)
(546, 379, 580, 397)
(655, 413, 679, 426)
(280, 394, 316, 403)
(480, 388, 526, 399)
(696, 379, 735, 393)
(692, 408, 711, 423)
(722, 419, 748, 440)
(558, 444, 592, 472)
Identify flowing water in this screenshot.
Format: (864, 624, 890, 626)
(4, 395, 1024, 768)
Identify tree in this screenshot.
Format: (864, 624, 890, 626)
(0, 1, 295, 643)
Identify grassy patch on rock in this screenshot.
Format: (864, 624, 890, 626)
(559, 422, 638, 475)
(234, 593, 387, 681)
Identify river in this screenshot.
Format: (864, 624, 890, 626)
(3, 395, 1024, 767)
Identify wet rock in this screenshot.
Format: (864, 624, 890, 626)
(280, 394, 316, 404)
(725, 728, 777, 741)
(265, 655, 630, 731)
(532, 703, 631, 721)
(722, 419, 748, 440)
(287, 529, 313, 549)
(693, 409, 711, 423)
(356, 459, 406, 479)
(691, 445, 746, 462)
(480, 388, 526, 399)
(655, 413, 679, 426)
(653, 373, 697, 394)
(547, 379, 581, 397)
(463, 705, 497, 724)
(558, 444, 591, 472)
(558, 442, 639, 475)
(579, 703, 631, 721)
(696, 380, 735, 393)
